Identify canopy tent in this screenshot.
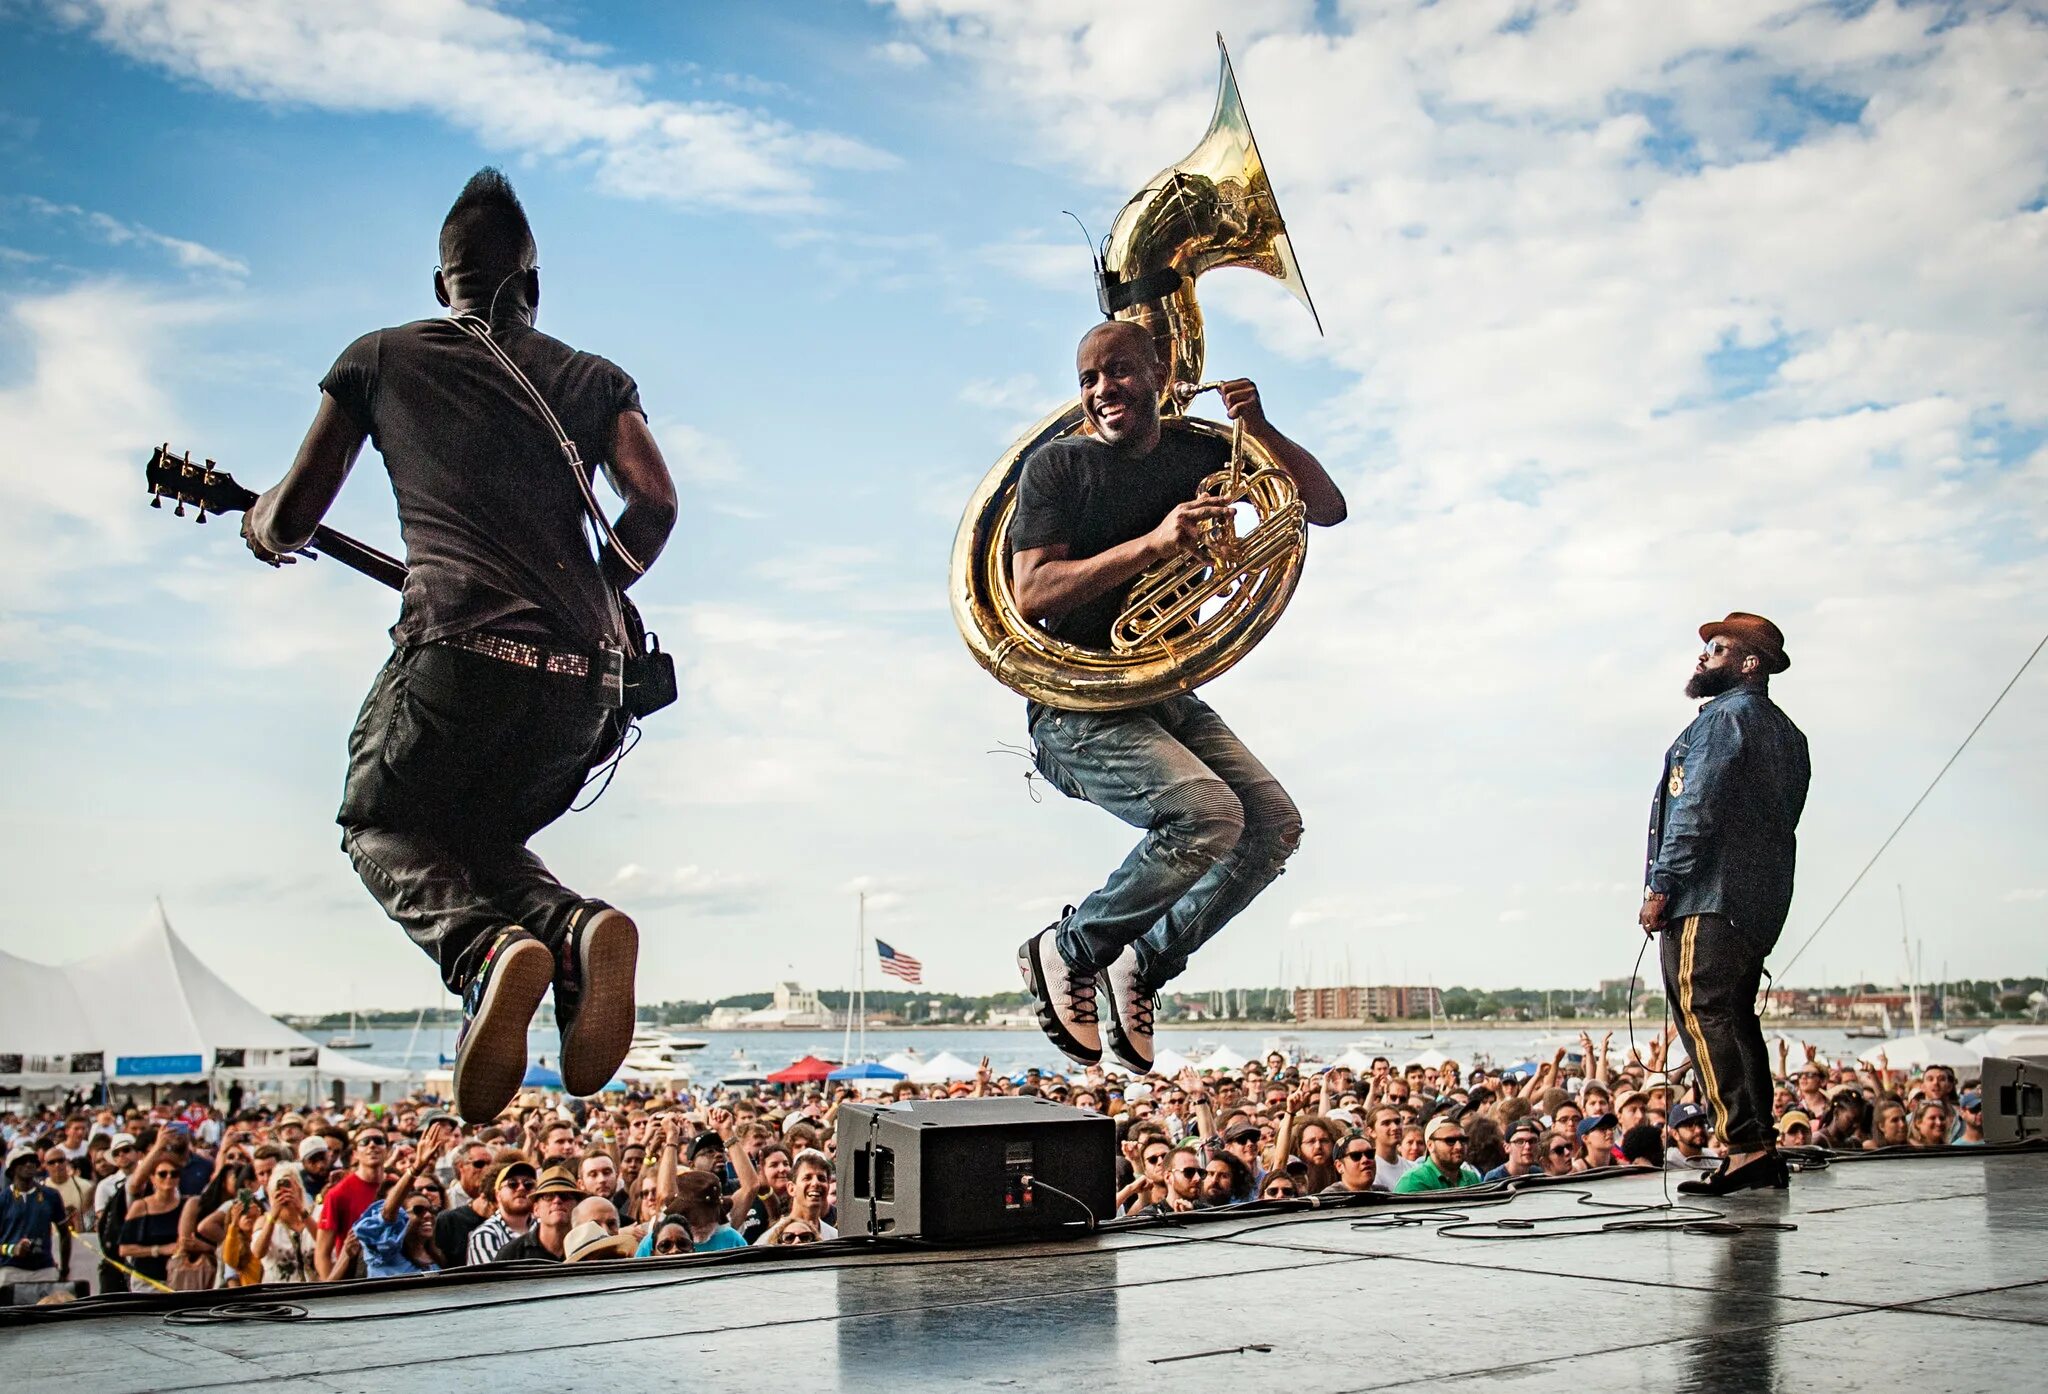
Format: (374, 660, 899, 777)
(908, 1050, 980, 1084)
(522, 1062, 565, 1089)
(1857, 1033, 1981, 1071)
(0, 904, 410, 1092)
(1150, 1048, 1194, 1078)
(1322, 1048, 1377, 1074)
(767, 1054, 840, 1085)
(1196, 1045, 1247, 1072)
(826, 1061, 906, 1083)
(1404, 1046, 1457, 1070)
(879, 1051, 922, 1076)
(1963, 1025, 2048, 1061)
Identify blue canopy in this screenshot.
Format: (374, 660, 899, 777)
(827, 1061, 906, 1082)
(602, 1078, 628, 1093)
(522, 1062, 563, 1088)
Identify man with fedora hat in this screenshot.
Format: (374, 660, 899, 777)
(1641, 612, 1810, 1197)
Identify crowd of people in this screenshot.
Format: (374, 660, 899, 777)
(0, 1027, 1990, 1298)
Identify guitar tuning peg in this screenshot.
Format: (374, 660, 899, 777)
(174, 500, 186, 518)
(195, 505, 208, 524)
(150, 494, 163, 509)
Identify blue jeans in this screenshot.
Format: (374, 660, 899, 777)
(1030, 694, 1302, 989)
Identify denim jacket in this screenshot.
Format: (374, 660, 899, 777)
(1646, 685, 1810, 937)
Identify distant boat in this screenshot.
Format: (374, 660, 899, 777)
(326, 1008, 373, 1050)
(1844, 1006, 1893, 1041)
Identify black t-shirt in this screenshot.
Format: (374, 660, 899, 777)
(491, 1228, 563, 1263)
(1007, 426, 1229, 650)
(433, 1204, 487, 1268)
(320, 316, 645, 651)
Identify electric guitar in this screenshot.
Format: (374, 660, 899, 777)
(144, 444, 406, 591)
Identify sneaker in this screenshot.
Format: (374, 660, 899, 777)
(555, 905, 640, 1097)
(1017, 920, 1101, 1067)
(1100, 945, 1155, 1074)
(454, 928, 553, 1123)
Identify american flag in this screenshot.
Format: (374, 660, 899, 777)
(876, 939, 923, 985)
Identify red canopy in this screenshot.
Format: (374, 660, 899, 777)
(766, 1054, 839, 1084)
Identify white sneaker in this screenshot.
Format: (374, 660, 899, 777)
(1100, 945, 1155, 1074)
(1017, 924, 1101, 1067)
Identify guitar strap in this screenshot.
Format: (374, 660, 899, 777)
(447, 312, 675, 720)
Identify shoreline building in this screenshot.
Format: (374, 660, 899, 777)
(705, 981, 830, 1030)
(1292, 985, 1442, 1026)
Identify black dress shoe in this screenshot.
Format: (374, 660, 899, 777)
(1677, 1151, 1788, 1196)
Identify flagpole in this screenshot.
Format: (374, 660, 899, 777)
(840, 894, 855, 1067)
(857, 890, 869, 1063)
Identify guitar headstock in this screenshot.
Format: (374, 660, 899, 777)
(145, 444, 257, 523)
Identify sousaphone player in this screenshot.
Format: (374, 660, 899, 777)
(950, 40, 1346, 1073)
(1013, 323, 1344, 1073)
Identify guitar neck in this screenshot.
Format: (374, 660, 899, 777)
(309, 524, 407, 591)
(148, 444, 409, 592)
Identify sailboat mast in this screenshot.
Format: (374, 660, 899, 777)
(857, 891, 868, 1063)
(1900, 885, 1921, 1037)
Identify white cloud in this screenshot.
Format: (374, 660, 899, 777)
(611, 862, 766, 914)
(56, 0, 894, 214)
(22, 196, 248, 277)
(2003, 889, 2048, 903)
(872, 40, 929, 69)
(0, 281, 220, 613)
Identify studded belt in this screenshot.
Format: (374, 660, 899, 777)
(440, 630, 595, 678)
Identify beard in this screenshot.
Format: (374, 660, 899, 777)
(1684, 663, 1744, 699)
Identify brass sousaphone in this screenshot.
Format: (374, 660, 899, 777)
(949, 35, 1323, 711)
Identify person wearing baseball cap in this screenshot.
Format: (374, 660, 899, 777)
(1482, 1118, 1546, 1182)
(464, 1157, 539, 1265)
(1668, 1102, 1714, 1163)
(1393, 1115, 1482, 1193)
(1640, 611, 1810, 1197)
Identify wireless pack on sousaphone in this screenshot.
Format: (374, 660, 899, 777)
(949, 34, 1324, 710)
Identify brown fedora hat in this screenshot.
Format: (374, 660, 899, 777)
(1699, 612, 1790, 673)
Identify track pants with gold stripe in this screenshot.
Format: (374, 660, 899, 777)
(1660, 912, 1778, 1151)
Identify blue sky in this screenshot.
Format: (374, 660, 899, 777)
(2, 1, 2043, 1014)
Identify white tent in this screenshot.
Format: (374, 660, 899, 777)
(0, 904, 409, 1092)
(1962, 1026, 2048, 1061)
(1196, 1045, 1247, 1072)
(1149, 1048, 1194, 1078)
(1405, 1046, 1458, 1070)
(908, 1050, 980, 1084)
(880, 1050, 923, 1076)
(1324, 1048, 1377, 1074)
(1856, 1033, 1980, 1072)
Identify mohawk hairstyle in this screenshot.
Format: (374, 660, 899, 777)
(439, 167, 537, 290)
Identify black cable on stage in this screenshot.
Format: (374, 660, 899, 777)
(1774, 626, 2047, 980)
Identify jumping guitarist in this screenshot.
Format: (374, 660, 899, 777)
(241, 169, 677, 1122)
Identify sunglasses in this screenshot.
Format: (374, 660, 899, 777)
(406, 1205, 436, 1220)
(654, 1239, 690, 1254)
(153, 1168, 178, 1178)
(500, 1176, 536, 1190)
(1143, 1152, 1168, 1165)
(1436, 1136, 1468, 1146)
(1341, 1150, 1373, 1162)
(1548, 1146, 1573, 1156)
(1175, 1167, 1203, 1179)
(1262, 1186, 1299, 1198)
(356, 1136, 388, 1148)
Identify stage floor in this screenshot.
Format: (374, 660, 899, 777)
(13, 1150, 2045, 1392)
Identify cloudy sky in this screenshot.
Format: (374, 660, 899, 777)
(1, 0, 2042, 1014)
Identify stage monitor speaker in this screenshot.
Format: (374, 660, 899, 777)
(1978, 1055, 2046, 1145)
(836, 1096, 1115, 1241)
